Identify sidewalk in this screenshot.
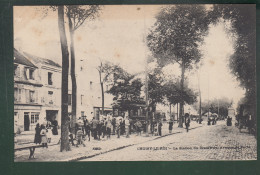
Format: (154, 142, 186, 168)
(14, 121, 204, 162)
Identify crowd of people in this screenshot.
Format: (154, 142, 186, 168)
(33, 112, 192, 148)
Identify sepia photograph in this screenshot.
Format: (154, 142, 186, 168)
(13, 4, 256, 162)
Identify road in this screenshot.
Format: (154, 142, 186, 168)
(81, 121, 257, 161)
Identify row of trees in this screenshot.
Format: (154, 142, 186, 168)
(210, 4, 256, 118)
(146, 5, 256, 127)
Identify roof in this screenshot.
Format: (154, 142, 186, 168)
(23, 52, 61, 68)
(14, 48, 37, 68)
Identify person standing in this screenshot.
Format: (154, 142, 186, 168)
(168, 119, 173, 133)
(34, 123, 41, 144)
(84, 118, 91, 141)
(40, 125, 48, 148)
(125, 116, 130, 138)
(106, 117, 112, 139)
(158, 120, 163, 136)
(101, 119, 106, 138)
(46, 127, 52, 143)
(116, 118, 121, 138)
(76, 127, 85, 147)
(91, 117, 99, 140)
(52, 120, 58, 135)
(112, 117, 116, 135)
(135, 119, 142, 136)
(184, 113, 191, 132)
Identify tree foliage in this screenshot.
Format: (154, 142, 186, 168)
(106, 65, 143, 111)
(164, 80, 198, 106)
(209, 5, 256, 116)
(148, 67, 165, 107)
(147, 5, 210, 68)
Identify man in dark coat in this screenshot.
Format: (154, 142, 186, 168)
(91, 117, 99, 140)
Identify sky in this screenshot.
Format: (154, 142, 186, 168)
(13, 5, 245, 108)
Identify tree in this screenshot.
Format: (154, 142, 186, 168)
(97, 61, 120, 115)
(58, 5, 70, 151)
(164, 80, 198, 107)
(66, 5, 101, 131)
(147, 5, 210, 127)
(148, 67, 165, 111)
(209, 4, 256, 125)
(107, 66, 143, 112)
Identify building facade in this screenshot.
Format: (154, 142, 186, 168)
(14, 48, 114, 132)
(14, 48, 62, 132)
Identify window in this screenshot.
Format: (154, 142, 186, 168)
(24, 68, 29, 80)
(81, 111, 84, 117)
(48, 91, 53, 104)
(14, 88, 19, 102)
(68, 94, 72, 105)
(29, 69, 34, 80)
(29, 90, 35, 103)
(48, 72, 53, 85)
(24, 68, 34, 80)
(31, 112, 40, 124)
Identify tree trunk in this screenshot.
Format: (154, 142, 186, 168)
(58, 5, 70, 152)
(177, 103, 178, 121)
(199, 90, 202, 124)
(169, 103, 171, 119)
(178, 61, 185, 128)
(68, 14, 77, 135)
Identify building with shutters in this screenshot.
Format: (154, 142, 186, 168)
(14, 48, 62, 132)
(14, 48, 114, 132)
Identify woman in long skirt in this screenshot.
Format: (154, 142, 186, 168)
(34, 123, 41, 144)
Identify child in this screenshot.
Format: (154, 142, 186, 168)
(40, 125, 48, 148)
(46, 128, 52, 143)
(76, 128, 85, 147)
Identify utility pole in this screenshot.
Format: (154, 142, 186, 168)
(145, 59, 149, 136)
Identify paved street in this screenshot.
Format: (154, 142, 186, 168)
(82, 121, 257, 161)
